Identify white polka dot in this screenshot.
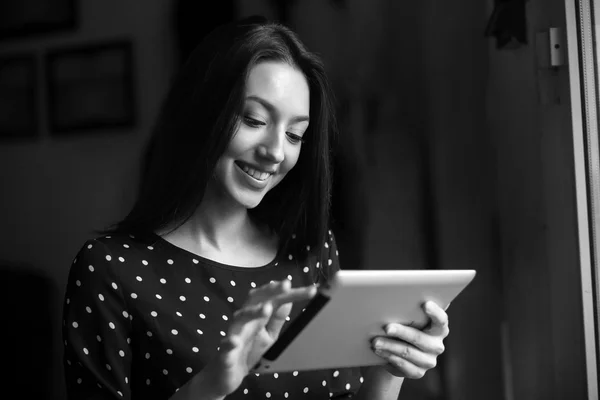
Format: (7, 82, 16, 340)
(75, 280, 81, 286)
(251, 282, 257, 288)
(285, 316, 291, 321)
(98, 294, 105, 301)
(122, 311, 129, 318)
(325, 242, 329, 248)
(106, 364, 112, 370)
(179, 296, 186, 301)
(105, 255, 112, 261)
(160, 278, 166, 284)
(72, 321, 78, 328)
(126, 337, 131, 344)
(303, 266, 309, 273)
(292, 233, 297, 239)
(220, 331, 226, 336)
(105, 236, 111, 238)
(192, 347, 199, 353)
(328, 259, 333, 266)
(255, 373, 260, 377)
(76, 378, 82, 384)
(85, 306, 92, 314)
(185, 277, 191, 283)
(176, 311, 183, 317)
(142, 260, 148, 266)
(209, 277, 216, 283)
(329, 230, 332, 235)
(87, 244, 93, 249)
(163, 369, 168, 375)
(166, 349, 173, 355)
(112, 282, 118, 290)
(274, 373, 279, 378)
(88, 265, 94, 272)
(192, 259, 199, 264)
(288, 254, 293, 260)
(329, 393, 333, 398)
(293, 371, 298, 376)
(222, 315, 228, 321)
(147, 331, 153, 337)
(156, 294, 162, 299)
(203, 296, 210, 302)
(227, 296, 234, 303)
(284, 393, 289, 398)
(145, 353, 150, 359)
(83, 348, 89, 355)
(336, 250, 339, 256)
(123, 244, 130, 248)
(167, 259, 174, 265)
(197, 329, 203, 335)
(118, 257, 125, 262)
(287, 275, 293, 280)
(131, 293, 138, 299)
(66, 299, 70, 305)
(136, 276, 142, 282)
(117, 391, 123, 397)
(150, 311, 158, 317)
(360, 376, 364, 383)
(146, 379, 150, 385)
(119, 350, 125, 357)
(346, 383, 351, 390)
(303, 387, 309, 393)
(316, 262, 320, 269)
(147, 246, 154, 250)
(172, 329, 178, 335)
(244, 389, 249, 394)
(109, 322, 115, 329)
(322, 380, 327, 386)
(199, 313, 206, 319)
(186, 367, 193, 373)
(333, 370, 339, 378)
(96, 335, 102, 342)
(266, 392, 271, 398)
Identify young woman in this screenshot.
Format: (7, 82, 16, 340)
(62, 16, 449, 400)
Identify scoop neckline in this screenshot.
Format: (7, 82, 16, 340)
(147, 231, 283, 272)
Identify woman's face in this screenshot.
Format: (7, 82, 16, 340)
(211, 61, 310, 210)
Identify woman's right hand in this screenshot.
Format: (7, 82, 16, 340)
(204, 280, 317, 397)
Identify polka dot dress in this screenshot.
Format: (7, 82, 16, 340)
(62, 230, 363, 399)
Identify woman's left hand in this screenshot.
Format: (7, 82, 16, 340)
(371, 301, 449, 379)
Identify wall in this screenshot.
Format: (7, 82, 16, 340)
(486, 0, 589, 398)
(0, 2, 175, 398)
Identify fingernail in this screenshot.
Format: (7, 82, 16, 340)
(385, 325, 394, 335)
(372, 338, 382, 349)
(425, 301, 434, 313)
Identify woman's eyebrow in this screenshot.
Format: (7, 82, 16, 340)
(246, 95, 310, 123)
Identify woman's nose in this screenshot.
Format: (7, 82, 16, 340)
(258, 127, 285, 163)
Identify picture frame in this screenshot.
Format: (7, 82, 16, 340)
(45, 40, 136, 135)
(0, 0, 77, 41)
(0, 53, 39, 140)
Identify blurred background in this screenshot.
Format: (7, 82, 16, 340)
(0, 0, 590, 399)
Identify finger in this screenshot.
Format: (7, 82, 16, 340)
(423, 301, 450, 337)
(384, 323, 445, 355)
(248, 280, 316, 307)
(265, 284, 317, 337)
(374, 348, 427, 380)
(228, 302, 273, 340)
(372, 336, 438, 370)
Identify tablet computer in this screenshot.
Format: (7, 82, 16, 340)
(253, 269, 476, 373)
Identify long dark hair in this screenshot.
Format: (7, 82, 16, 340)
(102, 16, 337, 262)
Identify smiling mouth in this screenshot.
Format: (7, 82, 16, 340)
(236, 162, 273, 181)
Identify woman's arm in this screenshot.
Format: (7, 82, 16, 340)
(353, 366, 404, 400)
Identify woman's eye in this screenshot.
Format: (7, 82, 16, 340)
(243, 116, 265, 128)
(287, 133, 304, 144)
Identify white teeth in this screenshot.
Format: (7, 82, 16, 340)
(239, 163, 271, 181)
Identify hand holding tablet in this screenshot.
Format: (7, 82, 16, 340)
(253, 269, 476, 373)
